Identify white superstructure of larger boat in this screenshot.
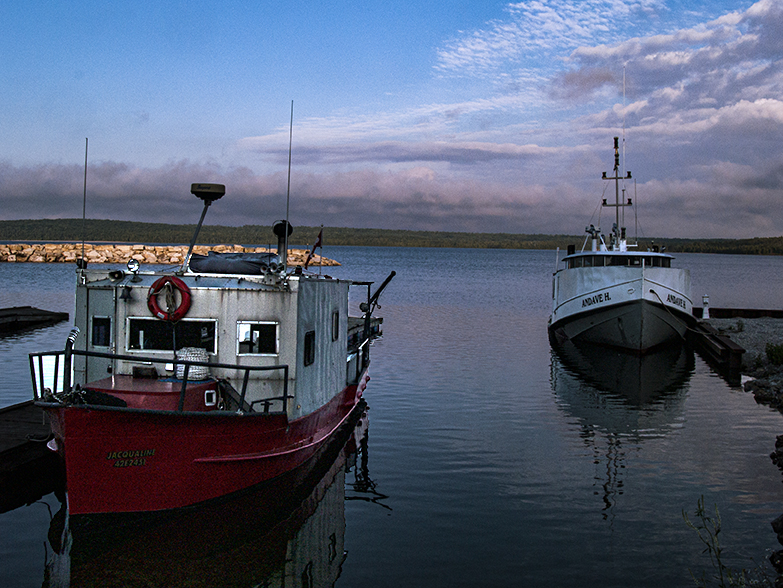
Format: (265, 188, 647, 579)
(548, 138, 694, 354)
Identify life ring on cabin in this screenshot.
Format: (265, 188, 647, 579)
(147, 276, 191, 321)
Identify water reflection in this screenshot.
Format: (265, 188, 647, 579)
(552, 340, 695, 406)
(43, 404, 375, 588)
(551, 342, 695, 519)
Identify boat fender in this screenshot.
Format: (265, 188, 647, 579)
(147, 276, 192, 321)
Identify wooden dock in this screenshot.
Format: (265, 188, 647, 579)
(693, 307, 783, 319)
(0, 401, 62, 513)
(0, 306, 68, 333)
(688, 321, 745, 385)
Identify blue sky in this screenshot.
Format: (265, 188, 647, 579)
(2, 0, 781, 239)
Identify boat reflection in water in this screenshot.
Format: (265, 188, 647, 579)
(43, 403, 376, 588)
(551, 341, 695, 518)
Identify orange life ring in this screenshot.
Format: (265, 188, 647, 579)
(147, 276, 191, 321)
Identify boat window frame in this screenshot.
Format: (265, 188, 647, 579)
(90, 315, 112, 348)
(304, 330, 316, 366)
(331, 310, 340, 342)
(125, 317, 218, 354)
(237, 321, 280, 356)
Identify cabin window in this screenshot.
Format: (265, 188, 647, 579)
(91, 316, 111, 348)
(304, 330, 315, 366)
(127, 318, 217, 353)
(332, 311, 340, 342)
(237, 322, 279, 355)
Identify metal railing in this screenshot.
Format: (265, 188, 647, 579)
(29, 344, 290, 414)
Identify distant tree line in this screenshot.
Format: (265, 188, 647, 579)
(1, 218, 782, 255)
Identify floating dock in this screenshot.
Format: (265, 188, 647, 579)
(0, 401, 61, 513)
(693, 307, 783, 320)
(688, 321, 745, 384)
(0, 306, 68, 333)
(689, 308, 783, 385)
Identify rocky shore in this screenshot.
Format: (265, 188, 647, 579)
(0, 242, 338, 267)
(706, 317, 783, 403)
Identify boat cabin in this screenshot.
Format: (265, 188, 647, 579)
(67, 261, 372, 420)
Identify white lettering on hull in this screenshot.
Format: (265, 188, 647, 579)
(582, 291, 612, 308)
(666, 294, 686, 309)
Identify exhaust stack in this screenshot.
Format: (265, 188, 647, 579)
(273, 220, 293, 269)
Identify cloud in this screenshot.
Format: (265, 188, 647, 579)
(435, 0, 669, 77)
(3, 146, 783, 240)
(238, 139, 555, 167)
(557, 0, 783, 105)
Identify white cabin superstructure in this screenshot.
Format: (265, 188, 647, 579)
(73, 269, 360, 420)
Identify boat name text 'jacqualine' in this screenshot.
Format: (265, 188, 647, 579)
(107, 449, 155, 468)
(582, 292, 611, 308)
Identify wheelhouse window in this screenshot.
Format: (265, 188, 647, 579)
(304, 330, 316, 366)
(567, 254, 671, 268)
(127, 318, 217, 353)
(91, 316, 111, 348)
(237, 321, 279, 355)
(567, 256, 605, 269)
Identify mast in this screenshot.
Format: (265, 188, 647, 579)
(601, 137, 632, 249)
(284, 100, 294, 273)
(80, 138, 88, 269)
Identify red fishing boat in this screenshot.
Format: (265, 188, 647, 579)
(30, 183, 393, 515)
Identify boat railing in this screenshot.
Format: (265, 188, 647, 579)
(29, 346, 290, 414)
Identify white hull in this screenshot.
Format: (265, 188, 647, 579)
(549, 265, 693, 353)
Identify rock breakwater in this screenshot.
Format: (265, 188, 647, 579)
(707, 318, 783, 407)
(0, 242, 338, 266)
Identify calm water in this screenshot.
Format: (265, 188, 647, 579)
(1, 248, 783, 587)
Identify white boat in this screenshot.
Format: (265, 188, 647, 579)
(548, 138, 694, 354)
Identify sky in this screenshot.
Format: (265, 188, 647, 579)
(1, 0, 782, 239)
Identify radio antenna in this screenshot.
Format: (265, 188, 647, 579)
(284, 100, 294, 272)
(622, 66, 627, 228)
(80, 138, 88, 268)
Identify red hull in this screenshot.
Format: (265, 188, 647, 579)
(41, 371, 370, 515)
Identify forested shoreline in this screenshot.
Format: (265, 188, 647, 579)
(1, 218, 782, 255)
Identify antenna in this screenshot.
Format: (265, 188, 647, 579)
(284, 100, 294, 273)
(181, 183, 225, 272)
(634, 178, 638, 241)
(80, 138, 88, 268)
(622, 66, 627, 228)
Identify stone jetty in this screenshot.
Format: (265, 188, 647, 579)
(0, 243, 338, 267)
